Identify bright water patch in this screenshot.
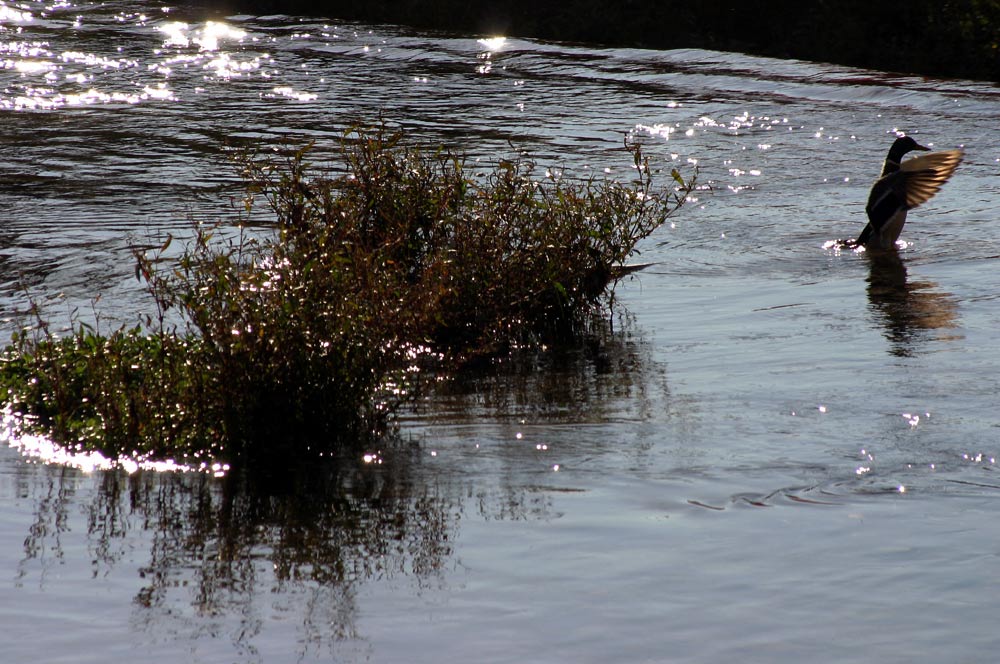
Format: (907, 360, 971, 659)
(0, 407, 230, 475)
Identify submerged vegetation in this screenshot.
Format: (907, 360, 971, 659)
(0, 124, 693, 464)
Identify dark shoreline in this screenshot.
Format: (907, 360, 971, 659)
(189, 0, 1000, 82)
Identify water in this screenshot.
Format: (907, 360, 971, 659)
(3, 1, 1000, 661)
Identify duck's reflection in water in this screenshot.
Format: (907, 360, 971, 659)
(865, 251, 961, 356)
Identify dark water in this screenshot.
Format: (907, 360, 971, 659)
(3, 2, 1000, 662)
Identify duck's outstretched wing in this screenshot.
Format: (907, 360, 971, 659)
(897, 149, 964, 209)
(860, 149, 963, 248)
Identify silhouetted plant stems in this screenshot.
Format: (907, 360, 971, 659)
(0, 123, 694, 464)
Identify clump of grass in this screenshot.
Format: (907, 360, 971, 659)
(0, 123, 693, 463)
(0, 308, 222, 462)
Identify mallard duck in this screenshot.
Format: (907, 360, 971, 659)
(853, 136, 963, 250)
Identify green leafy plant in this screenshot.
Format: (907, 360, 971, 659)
(0, 123, 694, 464)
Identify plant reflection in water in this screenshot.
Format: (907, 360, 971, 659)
(20, 447, 459, 653)
(15, 316, 660, 657)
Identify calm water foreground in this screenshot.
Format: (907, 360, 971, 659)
(2, 2, 1000, 662)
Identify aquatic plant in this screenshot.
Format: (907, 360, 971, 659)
(0, 124, 693, 463)
(0, 306, 222, 462)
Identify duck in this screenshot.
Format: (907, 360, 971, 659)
(852, 136, 963, 250)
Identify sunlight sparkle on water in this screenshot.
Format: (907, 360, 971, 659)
(62, 50, 136, 70)
(13, 59, 52, 74)
(6, 86, 156, 109)
(159, 20, 246, 52)
(158, 21, 191, 48)
(961, 452, 995, 465)
(0, 4, 32, 23)
(270, 85, 318, 101)
(205, 52, 260, 79)
(637, 123, 679, 141)
(1, 408, 229, 476)
(477, 37, 506, 52)
(142, 82, 173, 100)
(197, 21, 247, 51)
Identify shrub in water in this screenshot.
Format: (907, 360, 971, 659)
(0, 124, 693, 463)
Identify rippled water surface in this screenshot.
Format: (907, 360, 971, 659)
(3, 2, 1000, 662)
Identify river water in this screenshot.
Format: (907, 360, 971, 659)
(2, 2, 1000, 662)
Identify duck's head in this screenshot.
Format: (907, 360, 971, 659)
(888, 135, 930, 161)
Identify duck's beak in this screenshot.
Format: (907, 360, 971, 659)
(914, 142, 930, 151)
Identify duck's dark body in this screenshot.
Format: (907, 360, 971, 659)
(855, 136, 963, 250)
